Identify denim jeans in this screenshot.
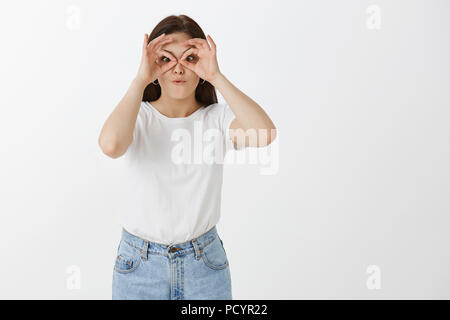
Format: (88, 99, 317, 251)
(112, 225, 232, 300)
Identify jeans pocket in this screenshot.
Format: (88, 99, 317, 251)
(201, 236, 229, 270)
(114, 239, 141, 274)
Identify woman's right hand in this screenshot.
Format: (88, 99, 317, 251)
(136, 33, 178, 86)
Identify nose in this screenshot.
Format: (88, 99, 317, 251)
(173, 60, 184, 74)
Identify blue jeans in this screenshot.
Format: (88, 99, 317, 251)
(112, 225, 232, 300)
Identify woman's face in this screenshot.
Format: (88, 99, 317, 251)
(157, 32, 200, 99)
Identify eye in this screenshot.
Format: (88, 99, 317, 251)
(161, 56, 171, 63)
(185, 55, 197, 62)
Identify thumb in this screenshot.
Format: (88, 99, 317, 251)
(162, 61, 177, 73)
(142, 33, 148, 50)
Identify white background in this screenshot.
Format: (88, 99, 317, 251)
(0, 0, 449, 299)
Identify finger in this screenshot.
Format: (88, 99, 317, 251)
(142, 33, 149, 50)
(183, 38, 206, 44)
(156, 49, 177, 63)
(181, 42, 205, 54)
(153, 40, 177, 56)
(149, 33, 165, 46)
(183, 38, 207, 46)
(181, 42, 202, 52)
(180, 48, 199, 61)
(161, 60, 178, 73)
(183, 38, 210, 50)
(147, 33, 167, 48)
(207, 34, 216, 51)
(149, 39, 175, 58)
(151, 37, 174, 51)
(180, 59, 195, 71)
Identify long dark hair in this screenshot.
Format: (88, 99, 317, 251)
(142, 15, 218, 106)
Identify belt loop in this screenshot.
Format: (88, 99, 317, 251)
(191, 238, 201, 260)
(140, 240, 149, 261)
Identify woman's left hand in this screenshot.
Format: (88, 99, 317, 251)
(179, 35, 222, 84)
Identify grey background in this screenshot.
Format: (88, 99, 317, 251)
(0, 0, 448, 299)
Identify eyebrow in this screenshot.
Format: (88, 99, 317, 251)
(161, 47, 192, 56)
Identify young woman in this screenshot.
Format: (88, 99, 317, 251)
(98, 14, 276, 300)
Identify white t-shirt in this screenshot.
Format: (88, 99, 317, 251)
(119, 100, 236, 245)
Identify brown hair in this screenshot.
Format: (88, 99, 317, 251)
(142, 15, 218, 106)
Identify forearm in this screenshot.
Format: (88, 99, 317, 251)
(211, 73, 276, 132)
(98, 77, 147, 158)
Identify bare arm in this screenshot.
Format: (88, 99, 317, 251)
(179, 35, 276, 149)
(98, 33, 178, 159)
(98, 77, 147, 158)
(211, 73, 277, 148)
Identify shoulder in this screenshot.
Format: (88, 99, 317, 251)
(138, 101, 153, 120)
(131, 102, 152, 139)
(203, 102, 230, 119)
(203, 102, 222, 113)
(140, 100, 150, 113)
(203, 102, 236, 134)
(200, 102, 220, 121)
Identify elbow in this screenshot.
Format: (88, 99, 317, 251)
(98, 136, 120, 159)
(269, 127, 277, 144)
(261, 126, 277, 147)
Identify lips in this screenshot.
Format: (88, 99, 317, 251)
(172, 80, 186, 85)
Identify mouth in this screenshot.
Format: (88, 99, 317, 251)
(172, 80, 186, 85)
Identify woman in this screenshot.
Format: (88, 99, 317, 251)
(98, 14, 276, 300)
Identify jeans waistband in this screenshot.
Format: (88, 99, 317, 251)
(120, 226, 219, 258)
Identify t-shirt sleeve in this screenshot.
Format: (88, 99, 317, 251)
(132, 121, 137, 141)
(125, 101, 148, 159)
(219, 103, 237, 152)
(131, 103, 143, 142)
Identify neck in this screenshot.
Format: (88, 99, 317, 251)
(154, 95, 202, 118)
